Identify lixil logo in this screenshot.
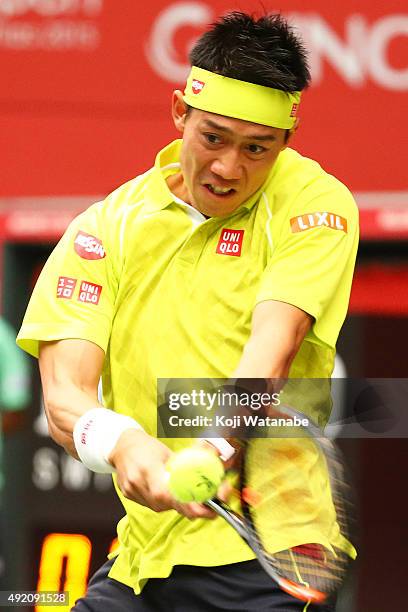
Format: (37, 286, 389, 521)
(290, 213, 348, 233)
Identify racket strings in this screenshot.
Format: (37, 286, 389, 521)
(241, 509, 348, 593)
(241, 436, 353, 596)
(265, 547, 349, 592)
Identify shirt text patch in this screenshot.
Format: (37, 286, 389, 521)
(57, 276, 77, 299)
(78, 281, 102, 305)
(290, 103, 299, 117)
(74, 231, 106, 260)
(216, 229, 244, 257)
(290, 213, 348, 233)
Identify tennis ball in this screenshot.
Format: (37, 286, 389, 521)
(167, 448, 224, 503)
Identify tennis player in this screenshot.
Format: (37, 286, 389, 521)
(17, 12, 358, 611)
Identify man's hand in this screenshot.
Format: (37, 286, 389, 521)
(108, 429, 217, 519)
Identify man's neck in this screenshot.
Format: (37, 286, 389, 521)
(166, 171, 211, 219)
(166, 172, 190, 204)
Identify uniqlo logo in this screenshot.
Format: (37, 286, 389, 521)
(216, 229, 244, 257)
(78, 281, 102, 305)
(290, 103, 299, 117)
(56, 276, 77, 299)
(192, 79, 205, 94)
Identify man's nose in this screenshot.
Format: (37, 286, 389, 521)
(210, 148, 243, 181)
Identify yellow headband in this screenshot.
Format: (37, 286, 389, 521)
(183, 66, 301, 129)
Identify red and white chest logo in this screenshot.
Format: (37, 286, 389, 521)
(78, 281, 102, 305)
(74, 231, 106, 260)
(216, 229, 244, 257)
(192, 79, 205, 94)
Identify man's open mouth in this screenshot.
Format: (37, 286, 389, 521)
(204, 184, 236, 197)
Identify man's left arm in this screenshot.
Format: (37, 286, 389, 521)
(200, 301, 312, 464)
(232, 300, 312, 380)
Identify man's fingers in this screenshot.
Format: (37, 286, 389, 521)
(216, 479, 235, 503)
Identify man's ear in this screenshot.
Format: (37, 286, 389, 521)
(171, 90, 188, 133)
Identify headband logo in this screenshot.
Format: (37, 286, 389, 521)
(192, 79, 205, 94)
(290, 103, 299, 117)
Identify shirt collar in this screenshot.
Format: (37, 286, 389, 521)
(144, 140, 183, 213)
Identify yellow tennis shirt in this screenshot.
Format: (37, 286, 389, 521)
(17, 139, 359, 592)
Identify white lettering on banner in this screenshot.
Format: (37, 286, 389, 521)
(146, 1, 213, 82)
(378, 210, 408, 230)
(292, 13, 408, 91)
(292, 14, 364, 87)
(0, 20, 99, 50)
(32, 448, 60, 490)
(32, 447, 112, 491)
(147, 4, 408, 91)
(0, 0, 103, 50)
(368, 15, 408, 90)
(0, 0, 102, 17)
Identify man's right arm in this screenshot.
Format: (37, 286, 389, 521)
(39, 339, 215, 518)
(39, 339, 105, 456)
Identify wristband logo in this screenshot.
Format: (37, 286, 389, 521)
(74, 231, 106, 260)
(80, 416, 95, 446)
(192, 78, 205, 94)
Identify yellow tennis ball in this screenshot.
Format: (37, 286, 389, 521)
(167, 448, 224, 503)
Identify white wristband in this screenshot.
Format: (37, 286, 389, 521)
(73, 408, 144, 473)
(201, 437, 236, 461)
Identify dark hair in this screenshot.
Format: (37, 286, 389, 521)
(189, 12, 311, 92)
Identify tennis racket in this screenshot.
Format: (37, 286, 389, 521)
(205, 403, 354, 605)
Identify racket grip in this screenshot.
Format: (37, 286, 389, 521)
(205, 498, 249, 541)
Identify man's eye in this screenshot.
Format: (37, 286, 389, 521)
(205, 133, 221, 144)
(247, 144, 266, 154)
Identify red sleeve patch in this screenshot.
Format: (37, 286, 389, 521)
(56, 276, 77, 299)
(78, 281, 102, 305)
(74, 231, 106, 260)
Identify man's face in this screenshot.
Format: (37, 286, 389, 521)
(171, 93, 290, 217)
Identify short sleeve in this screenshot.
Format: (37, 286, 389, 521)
(17, 201, 119, 358)
(256, 179, 359, 348)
